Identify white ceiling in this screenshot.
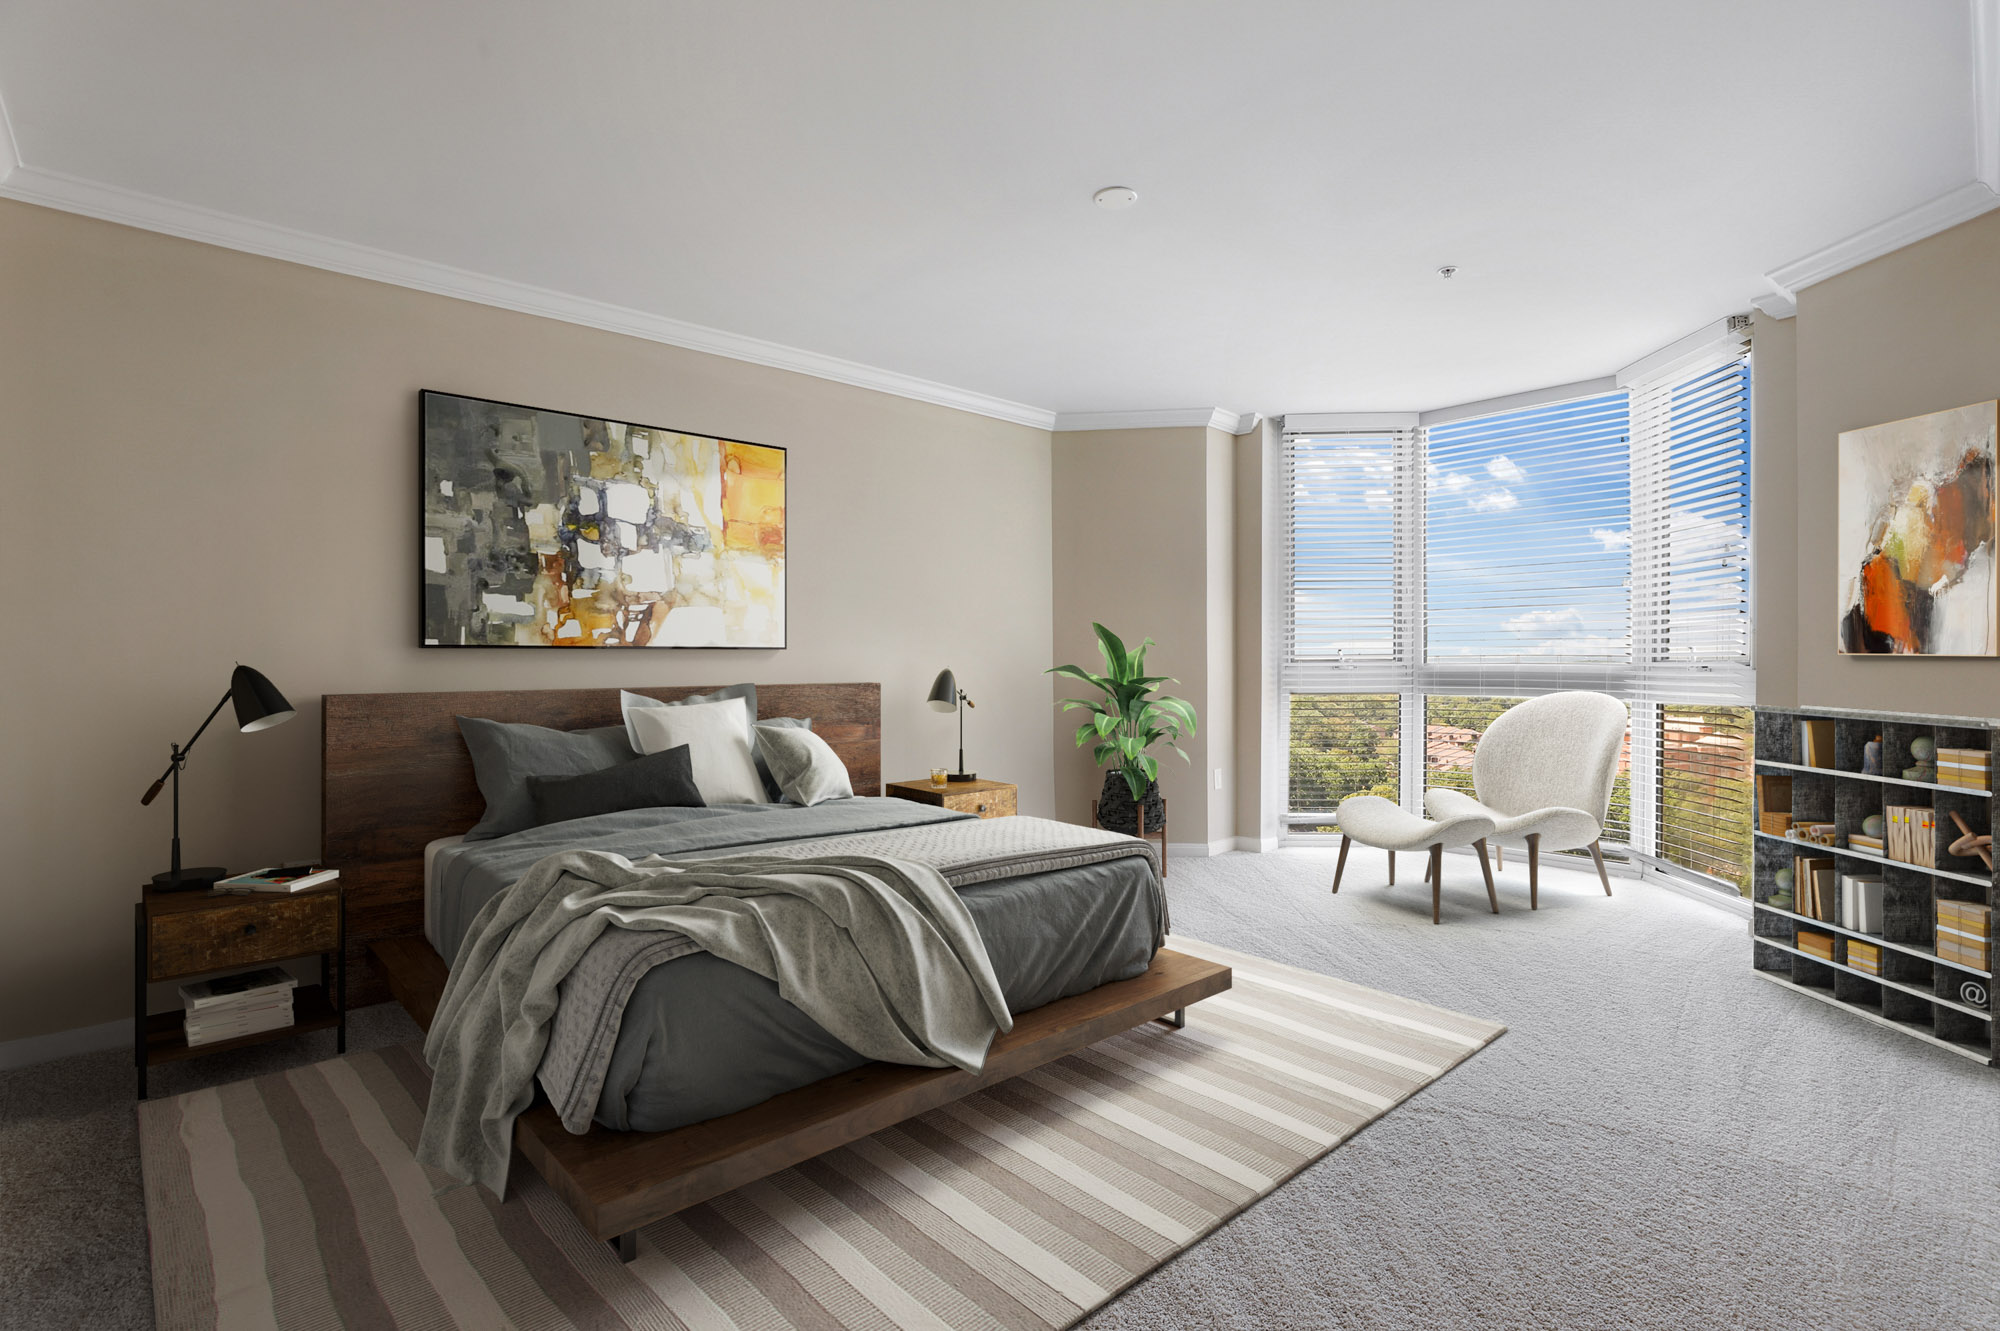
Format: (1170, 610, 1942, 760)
(0, 1, 1989, 423)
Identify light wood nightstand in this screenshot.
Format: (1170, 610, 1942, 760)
(133, 880, 345, 1099)
(886, 778, 1017, 819)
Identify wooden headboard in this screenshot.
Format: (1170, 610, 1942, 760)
(322, 683, 882, 1005)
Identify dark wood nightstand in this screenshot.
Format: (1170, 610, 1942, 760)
(134, 880, 346, 1099)
(886, 777, 1017, 819)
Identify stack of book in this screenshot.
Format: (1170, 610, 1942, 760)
(1847, 830, 1886, 854)
(1796, 929, 1837, 963)
(1936, 899, 1992, 972)
(1800, 718, 1836, 769)
(1936, 748, 1992, 791)
(1885, 806, 1937, 867)
(214, 864, 339, 894)
(1838, 873, 1885, 934)
(1848, 939, 1883, 976)
(180, 967, 297, 1047)
(1793, 855, 1836, 921)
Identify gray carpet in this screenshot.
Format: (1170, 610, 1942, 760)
(3, 849, 1994, 1329)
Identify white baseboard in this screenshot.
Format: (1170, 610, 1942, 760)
(1231, 836, 1279, 853)
(0, 1016, 131, 1071)
(1165, 839, 1239, 858)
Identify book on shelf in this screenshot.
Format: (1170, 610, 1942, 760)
(1848, 939, 1882, 975)
(1794, 855, 1836, 922)
(1755, 773, 1793, 814)
(1800, 719, 1836, 769)
(1795, 928, 1836, 963)
(185, 1003, 295, 1046)
(1936, 899, 1993, 971)
(1846, 833, 1885, 854)
(1936, 748, 1991, 789)
(1837, 874, 1885, 935)
(214, 863, 339, 894)
(177, 966, 297, 1013)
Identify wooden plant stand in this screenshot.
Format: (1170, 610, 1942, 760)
(1091, 797, 1167, 878)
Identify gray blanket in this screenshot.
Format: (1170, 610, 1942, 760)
(416, 849, 1012, 1196)
(537, 814, 1164, 1131)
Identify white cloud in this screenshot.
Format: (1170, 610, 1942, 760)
(1590, 528, 1631, 550)
(1440, 472, 1472, 492)
(1504, 606, 1586, 636)
(1486, 456, 1527, 484)
(1468, 489, 1518, 512)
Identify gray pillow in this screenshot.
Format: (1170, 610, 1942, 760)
(457, 716, 637, 841)
(527, 744, 704, 828)
(620, 687, 808, 800)
(754, 722, 853, 806)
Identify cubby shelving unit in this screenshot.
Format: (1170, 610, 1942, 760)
(1752, 705, 1995, 1068)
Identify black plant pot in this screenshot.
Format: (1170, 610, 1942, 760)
(1097, 769, 1165, 837)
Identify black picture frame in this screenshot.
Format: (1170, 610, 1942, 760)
(418, 389, 788, 650)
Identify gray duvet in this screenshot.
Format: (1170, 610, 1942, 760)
(433, 799, 1164, 1133)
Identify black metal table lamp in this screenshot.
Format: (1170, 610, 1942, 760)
(927, 668, 977, 781)
(140, 664, 296, 891)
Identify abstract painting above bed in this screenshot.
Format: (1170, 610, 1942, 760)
(421, 390, 786, 648)
(1838, 399, 1998, 656)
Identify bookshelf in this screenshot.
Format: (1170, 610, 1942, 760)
(1752, 706, 1995, 1069)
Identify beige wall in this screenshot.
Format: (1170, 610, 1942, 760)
(1787, 208, 2000, 714)
(1050, 427, 1231, 844)
(1752, 310, 1799, 708)
(0, 198, 1055, 1043)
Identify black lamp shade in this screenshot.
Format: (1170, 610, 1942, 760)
(927, 669, 958, 712)
(230, 664, 296, 733)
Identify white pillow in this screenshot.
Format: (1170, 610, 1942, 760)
(629, 697, 766, 805)
(754, 722, 854, 806)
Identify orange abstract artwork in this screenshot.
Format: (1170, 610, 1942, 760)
(422, 392, 786, 648)
(1837, 401, 1998, 656)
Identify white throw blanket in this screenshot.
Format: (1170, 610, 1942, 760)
(415, 849, 1013, 1196)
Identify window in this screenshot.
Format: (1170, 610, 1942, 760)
(1279, 320, 1753, 894)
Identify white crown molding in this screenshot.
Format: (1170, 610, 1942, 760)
(1760, 178, 2000, 303)
(1750, 290, 1797, 320)
(1052, 407, 1253, 433)
(0, 164, 1061, 431)
(1278, 411, 1420, 433)
(1975, 0, 2000, 189)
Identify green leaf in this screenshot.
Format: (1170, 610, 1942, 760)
(1091, 623, 1130, 678)
(1047, 664, 1111, 690)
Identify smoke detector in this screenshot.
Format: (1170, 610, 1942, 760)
(1437, 265, 1459, 279)
(1093, 186, 1138, 210)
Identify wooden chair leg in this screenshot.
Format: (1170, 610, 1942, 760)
(1428, 844, 1442, 923)
(1474, 838, 1499, 913)
(1423, 855, 1433, 883)
(1527, 834, 1540, 910)
(1590, 840, 1612, 895)
(1387, 850, 1395, 886)
(1332, 835, 1351, 894)
(1495, 843, 1503, 870)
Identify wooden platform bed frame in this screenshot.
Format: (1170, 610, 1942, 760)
(324, 684, 1231, 1261)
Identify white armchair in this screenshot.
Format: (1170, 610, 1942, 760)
(1423, 692, 1628, 908)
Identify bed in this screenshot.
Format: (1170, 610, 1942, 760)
(324, 683, 1230, 1257)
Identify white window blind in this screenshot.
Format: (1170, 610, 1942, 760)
(1422, 392, 1633, 696)
(1281, 428, 1417, 692)
(1275, 319, 1756, 893)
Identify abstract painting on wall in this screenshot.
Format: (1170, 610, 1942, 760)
(1838, 400, 1997, 656)
(421, 391, 785, 648)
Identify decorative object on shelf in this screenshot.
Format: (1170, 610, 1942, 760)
(1862, 813, 1885, 839)
(139, 664, 295, 892)
(420, 390, 787, 649)
(1963, 979, 1990, 1011)
(1048, 624, 1197, 838)
(1908, 734, 1939, 784)
(925, 669, 977, 781)
(1837, 399, 1998, 656)
(1773, 866, 1794, 894)
(1862, 736, 1883, 775)
(1767, 892, 1794, 912)
(1885, 805, 1938, 867)
(1755, 774, 1793, 835)
(1946, 810, 1994, 868)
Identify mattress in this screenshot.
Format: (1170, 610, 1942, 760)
(428, 799, 1163, 1132)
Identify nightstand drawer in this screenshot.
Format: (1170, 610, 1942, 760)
(148, 892, 339, 980)
(944, 787, 1015, 818)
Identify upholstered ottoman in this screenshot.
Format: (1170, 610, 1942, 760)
(1331, 794, 1501, 923)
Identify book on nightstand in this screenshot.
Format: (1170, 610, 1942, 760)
(179, 966, 297, 1046)
(214, 863, 339, 894)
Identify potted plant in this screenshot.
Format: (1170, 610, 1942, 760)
(1049, 624, 1198, 836)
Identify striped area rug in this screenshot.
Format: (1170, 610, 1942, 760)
(140, 937, 1504, 1330)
